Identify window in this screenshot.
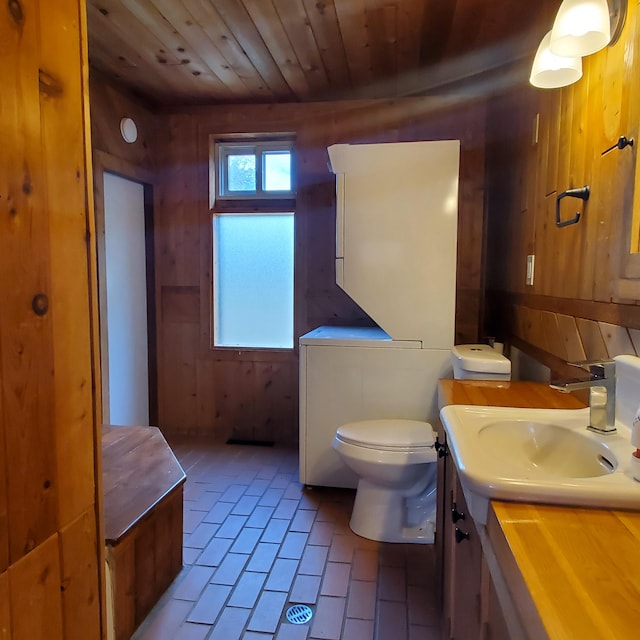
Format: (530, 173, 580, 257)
(212, 213, 294, 348)
(211, 137, 295, 350)
(216, 141, 294, 199)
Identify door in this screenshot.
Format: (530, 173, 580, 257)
(102, 171, 150, 426)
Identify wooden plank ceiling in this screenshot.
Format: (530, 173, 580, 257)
(87, 0, 558, 106)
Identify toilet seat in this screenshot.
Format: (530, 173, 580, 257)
(336, 419, 435, 451)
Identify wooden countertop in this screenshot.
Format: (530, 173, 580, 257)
(438, 379, 586, 410)
(102, 425, 186, 544)
(489, 501, 640, 639)
(440, 380, 640, 639)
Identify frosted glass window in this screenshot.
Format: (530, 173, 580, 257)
(264, 151, 291, 191)
(213, 214, 294, 348)
(228, 154, 256, 192)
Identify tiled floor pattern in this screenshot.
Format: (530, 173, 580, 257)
(132, 440, 441, 640)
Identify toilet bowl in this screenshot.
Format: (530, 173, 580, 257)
(332, 419, 437, 544)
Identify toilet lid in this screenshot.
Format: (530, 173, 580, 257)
(336, 419, 435, 450)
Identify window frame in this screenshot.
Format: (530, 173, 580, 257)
(215, 140, 295, 201)
(208, 134, 297, 356)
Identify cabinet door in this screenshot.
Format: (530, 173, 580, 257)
(483, 567, 511, 640)
(449, 469, 483, 640)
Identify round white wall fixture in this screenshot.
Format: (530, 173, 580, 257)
(120, 117, 138, 143)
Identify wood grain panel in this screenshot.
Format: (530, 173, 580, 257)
(0, 571, 7, 639)
(134, 517, 157, 619)
(2, 1, 102, 638)
(9, 535, 63, 640)
(485, 0, 640, 367)
(149, 0, 254, 99)
(302, 0, 350, 88)
(108, 539, 136, 640)
(273, 0, 330, 93)
(333, 0, 371, 87)
(598, 321, 635, 357)
(574, 318, 608, 361)
(0, 340, 7, 575)
(159, 321, 199, 431)
(87, 1, 197, 96)
(208, 0, 293, 98)
(238, 0, 309, 97)
(0, 0, 58, 562)
(40, 0, 96, 527)
(556, 313, 587, 363)
(59, 512, 101, 640)
(161, 286, 200, 323)
(89, 72, 159, 170)
(99, 92, 488, 441)
(492, 502, 640, 640)
(156, 114, 201, 287)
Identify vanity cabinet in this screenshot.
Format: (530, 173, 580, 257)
(438, 430, 510, 640)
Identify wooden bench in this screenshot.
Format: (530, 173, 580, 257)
(102, 425, 186, 640)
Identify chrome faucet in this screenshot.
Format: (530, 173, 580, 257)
(550, 360, 616, 434)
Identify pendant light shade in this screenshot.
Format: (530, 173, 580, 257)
(530, 31, 583, 89)
(549, 0, 611, 57)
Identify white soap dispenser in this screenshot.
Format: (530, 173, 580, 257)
(632, 404, 640, 482)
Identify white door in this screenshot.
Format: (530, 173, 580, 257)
(102, 172, 149, 426)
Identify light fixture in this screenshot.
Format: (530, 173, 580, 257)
(120, 117, 138, 143)
(530, 31, 583, 89)
(549, 0, 612, 57)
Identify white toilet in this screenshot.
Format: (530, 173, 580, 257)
(451, 344, 511, 381)
(332, 419, 438, 544)
(331, 344, 511, 544)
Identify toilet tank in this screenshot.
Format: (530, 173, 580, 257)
(451, 344, 511, 380)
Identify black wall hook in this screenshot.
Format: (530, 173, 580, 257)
(602, 135, 634, 156)
(556, 185, 589, 227)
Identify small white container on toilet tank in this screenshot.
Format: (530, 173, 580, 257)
(451, 344, 511, 380)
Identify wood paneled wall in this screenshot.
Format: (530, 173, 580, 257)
(151, 96, 488, 442)
(485, 0, 640, 373)
(89, 71, 158, 172)
(1, 1, 103, 638)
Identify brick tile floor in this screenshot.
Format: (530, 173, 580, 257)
(131, 441, 441, 640)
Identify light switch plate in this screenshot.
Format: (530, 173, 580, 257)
(526, 254, 535, 286)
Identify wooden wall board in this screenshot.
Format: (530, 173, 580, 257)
(598, 321, 636, 358)
(161, 285, 201, 324)
(1, 0, 58, 563)
(484, 1, 640, 365)
(39, 0, 98, 529)
(89, 72, 159, 169)
(0, 571, 8, 639)
(0, 339, 7, 574)
(556, 313, 587, 364)
(90, 84, 488, 440)
(2, 0, 103, 637)
(575, 318, 609, 361)
(59, 512, 101, 640)
(8, 535, 63, 640)
(108, 539, 135, 640)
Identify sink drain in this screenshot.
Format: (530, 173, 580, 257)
(286, 604, 313, 624)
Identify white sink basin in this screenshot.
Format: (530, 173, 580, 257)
(440, 404, 640, 524)
(478, 420, 616, 478)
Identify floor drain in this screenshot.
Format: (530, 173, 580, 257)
(286, 604, 313, 624)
